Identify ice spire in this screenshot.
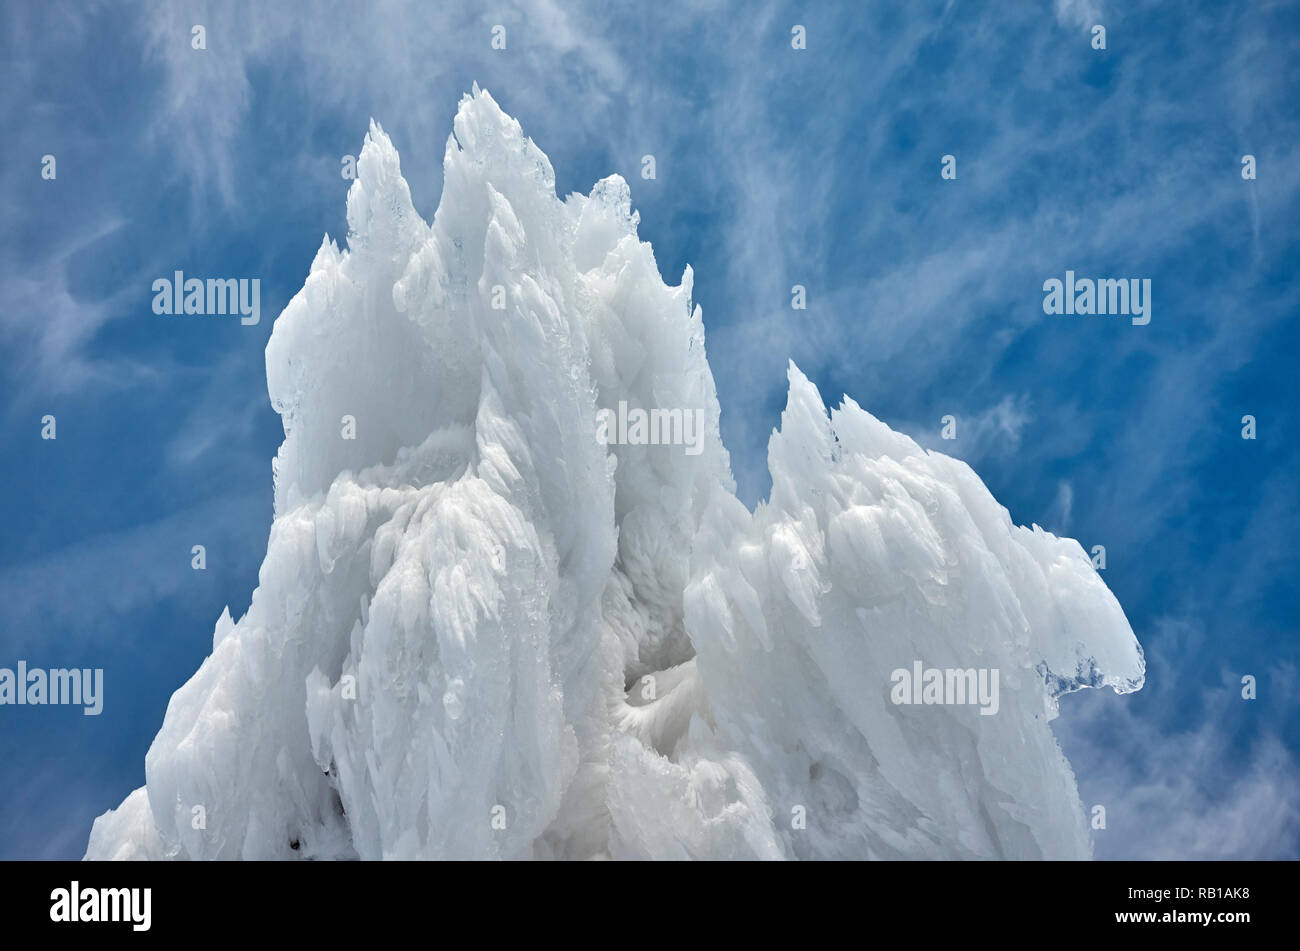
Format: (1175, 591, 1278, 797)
(86, 88, 1142, 862)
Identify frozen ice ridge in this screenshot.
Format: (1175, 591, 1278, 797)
(85, 86, 1143, 861)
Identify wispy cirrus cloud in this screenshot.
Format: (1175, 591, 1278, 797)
(1058, 631, 1300, 860)
(0, 0, 1295, 861)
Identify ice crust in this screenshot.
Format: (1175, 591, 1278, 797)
(85, 87, 1143, 861)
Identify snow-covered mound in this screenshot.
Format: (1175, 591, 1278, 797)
(85, 86, 1143, 861)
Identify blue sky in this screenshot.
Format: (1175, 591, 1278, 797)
(1, 0, 1297, 860)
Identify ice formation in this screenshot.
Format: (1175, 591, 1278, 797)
(85, 87, 1143, 861)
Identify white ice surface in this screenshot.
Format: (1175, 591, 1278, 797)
(85, 87, 1143, 861)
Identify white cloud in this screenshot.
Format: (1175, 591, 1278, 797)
(0, 218, 142, 397)
(901, 393, 1033, 469)
(1048, 480, 1074, 531)
(1057, 624, 1300, 860)
(1055, 0, 1104, 31)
